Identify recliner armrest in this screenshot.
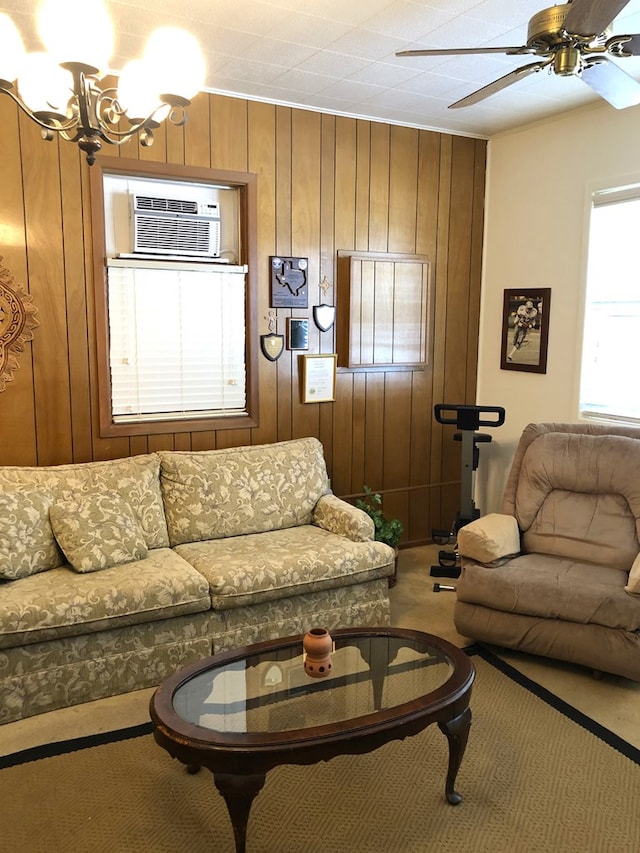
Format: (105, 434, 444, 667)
(625, 552, 640, 596)
(457, 513, 521, 566)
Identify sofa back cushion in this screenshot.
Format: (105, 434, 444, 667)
(0, 489, 64, 579)
(0, 454, 168, 580)
(159, 437, 331, 546)
(515, 432, 640, 570)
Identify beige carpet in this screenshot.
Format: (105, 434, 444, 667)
(2, 649, 638, 853)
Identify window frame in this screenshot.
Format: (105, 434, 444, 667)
(578, 180, 640, 428)
(90, 157, 258, 438)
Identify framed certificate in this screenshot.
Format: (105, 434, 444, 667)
(301, 354, 337, 403)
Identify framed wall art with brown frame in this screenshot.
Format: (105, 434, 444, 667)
(500, 288, 551, 374)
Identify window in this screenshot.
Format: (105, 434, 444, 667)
(579, 185, 640, 425)
(90, 159, 258, 438)
(107, 263, 246, 423)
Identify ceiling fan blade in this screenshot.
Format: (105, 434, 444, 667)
(563, 0, 632, 37)
(449, 61, 549, 109)
(396, 45, 529, 58)
(580, 59, 640, 107)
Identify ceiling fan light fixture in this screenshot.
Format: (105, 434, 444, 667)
(553, 46, 583, 76)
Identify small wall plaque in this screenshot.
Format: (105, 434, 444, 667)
(287, 318, 309, 350)
(260, 333, 285, 362)
(313, 303, 335, 332)
(270, 257, 308, 308)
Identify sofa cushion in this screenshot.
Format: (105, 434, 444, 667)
(0, 489, 64, 580)
(160, 437, 331, 546)
(515, 433, 640, 570)
(174, 524, 395, 610)
(0, 548, 211, 649)
(49, 491, 148, 573)
(0, 453, 169, 553)
(457, 553, 640, 632)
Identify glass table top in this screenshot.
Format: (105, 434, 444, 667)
(172, 633, 455, 735)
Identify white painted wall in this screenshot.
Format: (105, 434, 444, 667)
(476, 100, 640, 513)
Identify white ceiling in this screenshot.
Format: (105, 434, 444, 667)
(3, 0, 640, 138)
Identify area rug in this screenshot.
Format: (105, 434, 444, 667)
(1, 647, 638, 853)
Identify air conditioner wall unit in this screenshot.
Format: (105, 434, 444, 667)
(130, 194, 221, 258)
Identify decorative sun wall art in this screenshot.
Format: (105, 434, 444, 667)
(0, 258, 39, 392)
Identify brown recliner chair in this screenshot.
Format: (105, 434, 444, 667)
(454, 422, 640, 681)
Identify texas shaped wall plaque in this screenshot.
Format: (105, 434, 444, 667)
(270, 256, 308, 308)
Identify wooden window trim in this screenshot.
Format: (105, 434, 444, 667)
(90, 157, 259, 438)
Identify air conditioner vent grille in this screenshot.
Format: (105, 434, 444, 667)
(135, 195, 199, 214)
(134, 216, 218, 256)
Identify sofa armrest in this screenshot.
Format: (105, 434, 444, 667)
(457, 513, 521, 566)
(313, 494, 375, 542)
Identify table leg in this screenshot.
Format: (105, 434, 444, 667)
(357, 637, 406, 710)
(213, 771, 266, 853)
(438, 706, 472, 805)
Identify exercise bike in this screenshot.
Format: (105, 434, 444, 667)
(431, 403, 505, 585)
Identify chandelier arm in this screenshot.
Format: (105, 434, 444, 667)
(0, 82, 78, 134)
(94, 102, 188, 140)
(80, 82, 190, 141)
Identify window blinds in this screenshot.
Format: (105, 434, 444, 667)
(107, 265, 247, 423)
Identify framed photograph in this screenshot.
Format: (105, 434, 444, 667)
(301, 354, 337, 403)
(286, 317, 309, 350)
(500, 288, 551, 374)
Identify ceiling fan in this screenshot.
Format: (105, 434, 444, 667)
(396, 0, 640, 109)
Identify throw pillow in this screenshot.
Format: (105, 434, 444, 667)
(625, 552, 640, 595)
(49, 491, 148, 573)
(0, 489, 63, 580)
(457, 513, 521, 565)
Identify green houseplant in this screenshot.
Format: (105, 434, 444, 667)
(355, 486, 403, 586)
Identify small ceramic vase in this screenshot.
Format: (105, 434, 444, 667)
(303, 627, 333, 678)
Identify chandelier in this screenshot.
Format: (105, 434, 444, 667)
(0, 0, 206, 165)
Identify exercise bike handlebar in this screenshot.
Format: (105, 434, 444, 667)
(434, 404, 506, 430)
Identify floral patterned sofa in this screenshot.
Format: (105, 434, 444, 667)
(0, 437, 394, 723)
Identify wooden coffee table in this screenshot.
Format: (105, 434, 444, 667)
(149, 627, 475, 853)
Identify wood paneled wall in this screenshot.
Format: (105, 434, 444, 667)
(0, 91, 486, 545)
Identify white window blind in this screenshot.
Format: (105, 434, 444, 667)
(107, 265, 247, 423)
(579, 186, 640, 424)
